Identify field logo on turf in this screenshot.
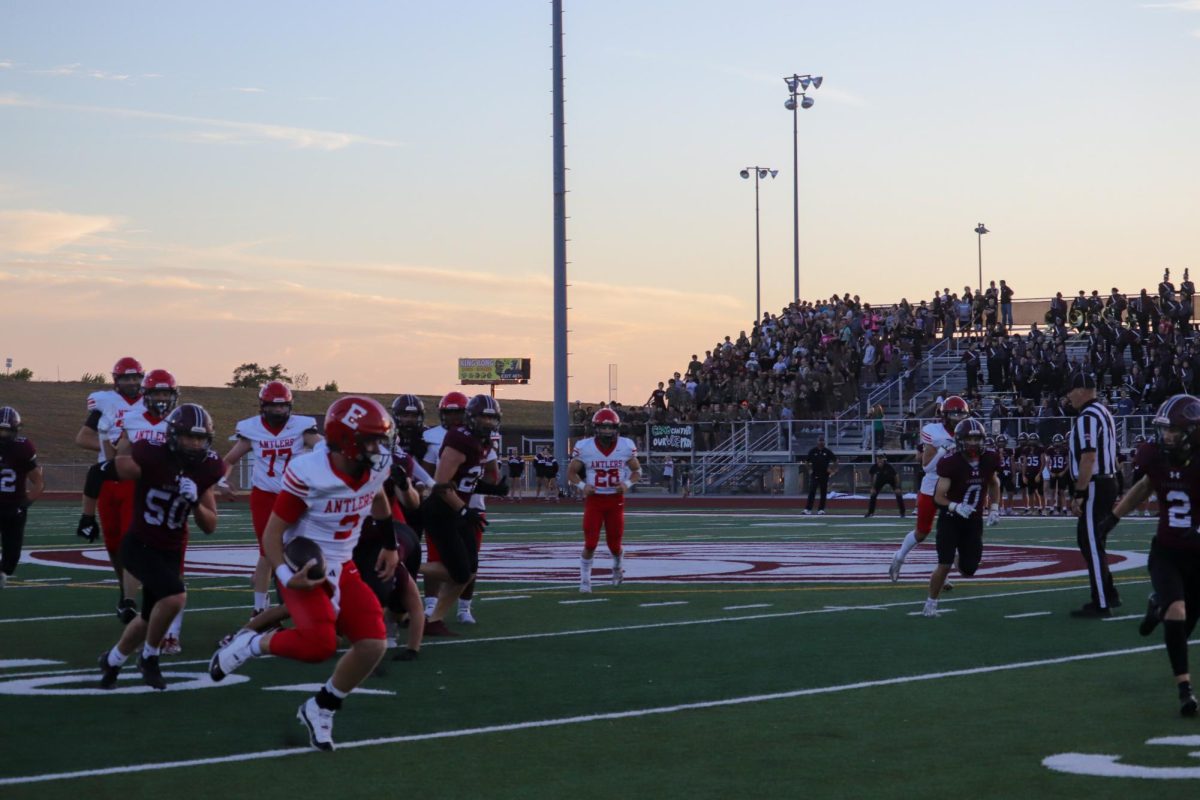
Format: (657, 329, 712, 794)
(27, 541, 1146, 583)
(1044, 736, 1200, 779)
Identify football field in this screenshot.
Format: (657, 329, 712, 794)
(0, 500, 1197, 798)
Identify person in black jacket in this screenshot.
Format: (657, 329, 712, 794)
(864, 454, 905, 518)
(804, 437, 837, 515)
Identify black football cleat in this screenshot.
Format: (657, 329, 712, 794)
(1180, 687, 1198, 718)
(1139, 593, 1162, 637)
(1070, 603, 1113, 619)
(137, 654, 167, 690)
(393, 647, 420, 662)
(97, 652, 122, 690)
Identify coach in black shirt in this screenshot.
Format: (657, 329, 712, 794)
(1065, 371, 1121, 618)
(805, 437, 837, 515)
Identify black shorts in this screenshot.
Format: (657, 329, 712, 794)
(872, 478, 897, 494)
(935, 513, 983, 575)
(1052, 475, 1072, 492)
(120, 535, 185, 620)
(999, 472, 1015, 492)
(1024, 472, 1043, 492)
(0, 505, 29, 574)
(421, 496, 478, 584)
(1148, 537, 1200, 611)
(509, 463, 525, 479)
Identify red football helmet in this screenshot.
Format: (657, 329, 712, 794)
(324, 396, 394, 470)
(258, 380, 294, 424)
(941, 395, 970, 431)
(439, 391, 469, 427)
(954, 418, 986, 459)
(112, 356, 144, 399)
(1154, 394, 1200, 463)
(141, 369, 179, 418)
(592, 408, 620, 443)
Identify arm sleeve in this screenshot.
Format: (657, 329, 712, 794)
(83, 409, 103, 431)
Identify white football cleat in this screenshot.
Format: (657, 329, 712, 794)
(160, 635, 182, 656)
(888, 557, 902, 583)
(923, 598, 939, 618)
(456, 607, 477, 625)
(579, 577, 592, 594)
(209, 629, 255, 682)
(612, 565, 624, 586)
(297, 698, 335, 751)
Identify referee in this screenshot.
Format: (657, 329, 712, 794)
(1065, 371, 1121, 618)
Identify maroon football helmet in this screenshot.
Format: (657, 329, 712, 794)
(1153, 394, 1200, 463)
(465, 394, 502, 441)
(166, 403, 214, 466)
(954, 418, 987, 460)
(325, 396, 394, 471)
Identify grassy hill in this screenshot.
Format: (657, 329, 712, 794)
(0, 380, 556, 465)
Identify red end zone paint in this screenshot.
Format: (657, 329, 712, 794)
(27, 542, 1145, 584)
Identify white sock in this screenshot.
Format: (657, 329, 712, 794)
(253, 592, 269, 611)
(142, 643, 161, 658)
(580, 557, 593, 580)
(324, 678, 348, 700)
(896, 531, 920, 561)
(459, 599, 472, 612)
(424, 596, 437, 615)
(107, 646, 128, 667)
(167, 609, 183, 638)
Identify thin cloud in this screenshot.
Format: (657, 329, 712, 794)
(232, 87, 266, 93)
(1140, 1, 1200, 9)
(25, 61, 134, 80)
(0, 60, 12, 69)
(0, 94, 400, 150)
(0, 210, 120, 253)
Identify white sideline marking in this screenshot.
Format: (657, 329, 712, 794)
(824, 605, 888, 611)
(639, 601, 688, 608)
(0, 659, 62, 669)
(262, 683, 395, 696)
(559, 599, 608, 605)
(1005, 612, 1052, 619)
(907, 609, 956, 616)
(479, 595, 531, 603)
(723, 604, 772, 611)
(1102, 614, 1143, 623)
(0, 641, 1184, 786)
(0, 604, 248, 625)
(19, 578, 72, 583)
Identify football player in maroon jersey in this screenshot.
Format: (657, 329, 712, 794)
(96, 404, 224, 690)
(1101, 395, 1200, 716)
(0, 407, 44, 588)
(924, 418, 1001, 617)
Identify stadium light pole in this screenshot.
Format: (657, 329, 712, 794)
(740, 166, 778, 323)
(551, 0, 569, 493)
(974, 222, 989, 294)
(783, 73, 821, 304)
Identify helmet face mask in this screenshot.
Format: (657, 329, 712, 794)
(141, 370, 178, 418)
(166, 404, 214, 466)
(439, 392, 468, 429)
(954, 418, 986, 461)
(325, 396, 394, 473)
(258, 381, 293, 426)
(941, 395, 970, 429)
(465, 394, 502, 442)
(592, 408, 620, 444)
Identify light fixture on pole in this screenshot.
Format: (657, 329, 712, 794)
(974, 223, 989, 293)
(783, 72, 822, 304)
(741, 166, 777, 322)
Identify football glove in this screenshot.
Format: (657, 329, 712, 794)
(390, 462, 410, 492)
(76, 514, 99, 543)
(948, 501, 974, 519)
(459, 507, 489, 529)
(986, 506, 1000, 527)
(177, 476, 199, 504)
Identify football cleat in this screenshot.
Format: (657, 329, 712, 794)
(579, 578, 592, 594)
(922, 599, 939, 618)
(209, 629, 256, 682)
(160, 635, 181, 656)
(393, 648, 420, 662)
(863, 512, 874, 518)
(1181, 689, 1199, 718)
(456, 607, 477, 625)
(612, 565, 624, 586)
(423, 619, 459, 637)
(297, 698, 335, 751)
(817, 510, 826, 515)
(1139, 593, 1162, 637)
(888, 557, 902, 583)
(803, 509, 811, 515)
(97, 652, 122, 690)
(116, 599, 138, 625)
(138, 654, 167, 690)
(943, 580, 955, 592)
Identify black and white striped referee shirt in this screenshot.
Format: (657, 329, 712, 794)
(1069, 399, 1118, 480)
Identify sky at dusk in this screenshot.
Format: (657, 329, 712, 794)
(2, 1, 1198, 402)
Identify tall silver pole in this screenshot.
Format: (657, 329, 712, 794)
(754, 168, 761, 323)
(977, 232, 983, 294)
(552, 0, 569, 492)
(791, 102, 799, 303)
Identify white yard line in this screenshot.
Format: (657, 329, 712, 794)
(639, 601, 689, 608)
(558, 598, 609, 605)
(1004, 611, 1052, 619)
(478, 595, 532, 603)
(1101, 614, 1144, 622)
(0, 641, 1185, 786)
(723, 604, 772, 610)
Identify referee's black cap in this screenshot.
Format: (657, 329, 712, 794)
(1066, 371, 1098, 392)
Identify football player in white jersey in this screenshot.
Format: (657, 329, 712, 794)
(209, 396, 399, 752)
(567, 408, 641, 592)
(220, 381, 321, 616)
(888, 396, 969, 583)
(74, 356, 144, 612)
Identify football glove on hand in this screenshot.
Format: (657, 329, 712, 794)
(76, 514, 99, 543)
(177, 476, 199, 504)
(390, 462, 410, 492)
(986, 506, 1000, 527)
(459, 507, 488, 529)
(948, 501, 974, 519)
